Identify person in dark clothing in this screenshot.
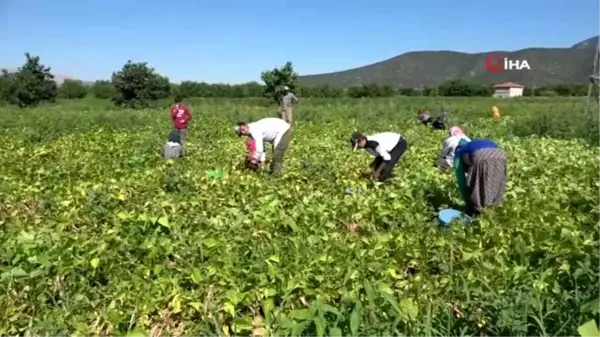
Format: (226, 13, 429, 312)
(162, 129, 184, 159)
(350, 131, 408, 182)
(418, 109, 448, 130)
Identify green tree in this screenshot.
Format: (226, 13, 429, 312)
(111, 61, 170, 108)
(260, 61, 299, 104)
(4, 53, 58, 107)
(59, 79, 87, 99)
(0, 71, 14, 103)
(90, 80, 116, 99)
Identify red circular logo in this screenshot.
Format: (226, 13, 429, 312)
(485, 55, 503, 73)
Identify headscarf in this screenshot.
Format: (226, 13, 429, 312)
(449, 126, 465, 137)
(418, 112, 430, 123)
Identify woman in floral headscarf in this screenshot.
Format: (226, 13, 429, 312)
(435, 126, 471, 170)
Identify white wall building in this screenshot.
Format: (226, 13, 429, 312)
(492, 82, 524, 98)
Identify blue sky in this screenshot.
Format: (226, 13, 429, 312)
(0, 0, 598, 84)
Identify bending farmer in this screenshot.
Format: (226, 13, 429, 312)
(454, 138, 507, 215)
(350, 131, 408, 182)
(435, 126, 471, 170)
(418, 109, 447, 130)
(235, 117, 292, 176)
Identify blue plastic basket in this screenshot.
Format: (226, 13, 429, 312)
(438, 208, 472, 227)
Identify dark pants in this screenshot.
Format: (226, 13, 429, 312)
(370, 138, 408, 181)
(270, 129, 292, 176)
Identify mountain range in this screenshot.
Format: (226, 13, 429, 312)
(2, 36, 598, 89)
(298, 36, 599, 88)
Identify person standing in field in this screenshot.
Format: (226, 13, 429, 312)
(162, 129, 184, 159)
(235, 117, 292, 176)
(454, 138, 507, 216)
(280, 86, 298, 124)
(170, 96, 192, 144)
(350, 131, 408, 182)
(435, 126, 471, 170)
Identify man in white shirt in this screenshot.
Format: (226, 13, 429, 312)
(435, 126, 471, 170)
(235, 117, 292, 176)
(350, 131, 408, 182)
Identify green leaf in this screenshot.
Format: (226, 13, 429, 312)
(578, 320, 600, 337)
(399, 298, 418, 320)
(329, 327, 342, 337)
(291, 321, 309, 337)
(90, 258, 100, 269)
(290, 308, 313, 321)
(11, 267, 27, 277)
(157, 216, 170, 228)
(349, 303, 361, 336)
(363, 279, 377, 307)
(314, 315, 326, 337)
(581, 298, 600, 314)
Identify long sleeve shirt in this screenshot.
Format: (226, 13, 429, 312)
(364, 132, 402, 161)
(170, 104, 192, 129)
(455, 139, 498, 159)
(440, 135, 471, 167)
(280, 92, 298, 109)
(247, 118, 291, 162)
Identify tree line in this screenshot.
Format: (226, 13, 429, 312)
(0, 53, 592, 108)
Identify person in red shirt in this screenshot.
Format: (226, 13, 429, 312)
(170, 96, 192, 144)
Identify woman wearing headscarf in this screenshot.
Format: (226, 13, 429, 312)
(418, 109, 448, 130)
(454, 138, 507, 215)
(435, 126, 471, 170)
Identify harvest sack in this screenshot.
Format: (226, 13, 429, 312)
(162, 142, 184, 159)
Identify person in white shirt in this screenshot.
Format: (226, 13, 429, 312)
(350, 131, 408, 182)
(435, 126, 471, 170)
(235, 117, 292, 176)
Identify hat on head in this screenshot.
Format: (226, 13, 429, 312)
(283, 86, 290, 91)
(350, 132, 364, 151)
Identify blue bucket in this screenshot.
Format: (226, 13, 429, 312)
(438, 208, 472, 227)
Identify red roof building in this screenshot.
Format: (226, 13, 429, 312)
(494, 82, 524, 89)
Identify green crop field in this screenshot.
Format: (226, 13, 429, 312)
(0, 97, 598, 336)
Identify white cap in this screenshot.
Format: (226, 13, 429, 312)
(284, 86, 289, 90)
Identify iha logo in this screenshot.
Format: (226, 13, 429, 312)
(485, 55, 531, 72)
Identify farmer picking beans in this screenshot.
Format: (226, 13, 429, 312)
(454, 138, 507, 216)
(170, 96, 192, 144)
(235, 117, 292, 176)
(350, 131, 408, 182)
(418, 109, 448, 130)
(435, 126, 471, 170)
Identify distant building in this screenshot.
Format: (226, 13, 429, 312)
(492, 82, 524, 98)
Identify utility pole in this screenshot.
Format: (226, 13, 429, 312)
(584, 39, 600, 117)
